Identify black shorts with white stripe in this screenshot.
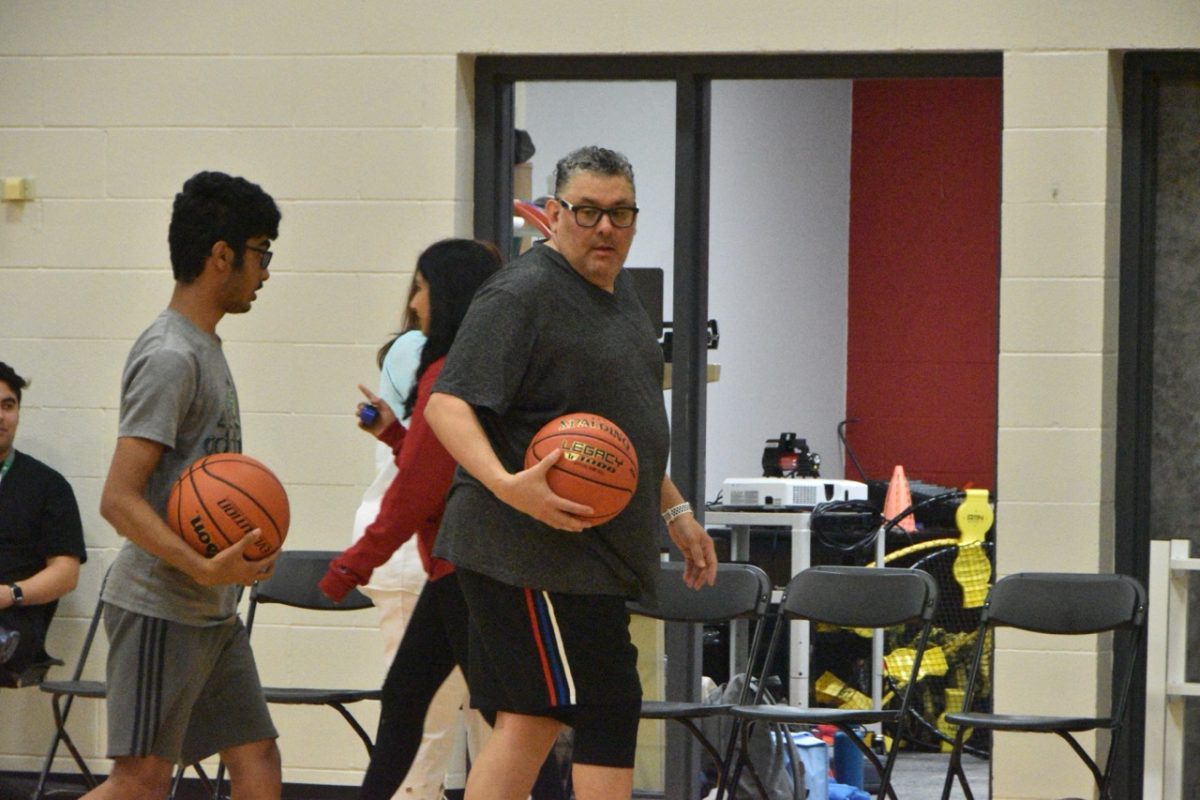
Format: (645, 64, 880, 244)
(457, 568, 642, 767)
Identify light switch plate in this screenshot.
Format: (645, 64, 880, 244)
(3, 177, 35, 201)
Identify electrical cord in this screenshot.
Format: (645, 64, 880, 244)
(812, 489, 968, 553)
(838, 418, 869, 482)
(881, 489, 967, 547)
(810, 499, 882, 552)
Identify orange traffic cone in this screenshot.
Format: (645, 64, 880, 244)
(883, 465, 917, 532)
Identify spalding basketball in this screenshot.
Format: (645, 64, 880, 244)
(166, 453, 290, 561)
(524, 412, 639, 525)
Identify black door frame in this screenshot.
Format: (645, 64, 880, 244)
(1117, 50, 1200, 800)
(474, 52, 1001, 798)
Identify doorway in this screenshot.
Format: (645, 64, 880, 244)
(475, 53, 1002, 798)
(1119, 51, 1200, 800)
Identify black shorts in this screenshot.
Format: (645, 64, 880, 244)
(456, 568, 642, 767)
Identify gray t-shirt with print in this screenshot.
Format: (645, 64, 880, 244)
(102, 309, 243, 625)
(432, 244, 669, 600)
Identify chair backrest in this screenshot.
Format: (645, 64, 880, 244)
(627, 562, 771, 624)
(954, 570, 1148, 792)
(984, 572, 1146, 634)
(53, 567, 112, 684)
(780, 565, 939, 628)
(250, 550, 375, 612)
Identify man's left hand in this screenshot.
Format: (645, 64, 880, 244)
(667, 515, 718, 589)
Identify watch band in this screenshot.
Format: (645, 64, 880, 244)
(661, 501, 694, 525)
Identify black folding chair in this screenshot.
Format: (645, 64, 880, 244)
(0, 603, 65, 688)
(33, 574, 212, 800)
(0, 651, 64, 689)
(627, 562, 772, 798)
(939, 572, 1147, 800)
(245, 550, 383, 755)
(724, 566, 939, 800)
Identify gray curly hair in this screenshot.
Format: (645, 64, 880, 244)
(553, 146, 636, 196)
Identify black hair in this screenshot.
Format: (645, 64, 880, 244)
(168, 171, 281, 284)
(403, 239, 503, 418)
(0, 362, 27, 404)
(553, 146, 636, 196)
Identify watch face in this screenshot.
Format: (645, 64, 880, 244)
(9, 585, 22, 604)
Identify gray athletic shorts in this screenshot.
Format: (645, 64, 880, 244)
(103, 605, 277, 764)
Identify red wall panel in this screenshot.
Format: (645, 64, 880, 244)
(845, 78, 1001, 490)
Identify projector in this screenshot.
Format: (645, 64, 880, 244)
(721, 477, 868, 510)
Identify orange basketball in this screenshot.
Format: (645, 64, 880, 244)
(166, 453, 290, 561)
(524, 412, 639, 525)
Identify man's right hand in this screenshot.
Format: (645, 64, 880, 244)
(425, 392, 593, 532)
(196, 531, 279, 587)
(494, 450, 594, 532)
(101, 438, 281, 589)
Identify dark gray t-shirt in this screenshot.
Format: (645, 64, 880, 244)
(433, 244, 669, 599)
(103, 309, 242, 625)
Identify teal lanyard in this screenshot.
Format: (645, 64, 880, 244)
(0, 450, 14, 487)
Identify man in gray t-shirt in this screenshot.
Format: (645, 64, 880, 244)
(87, 172, 283, 800)
(427, 147, 718, 800)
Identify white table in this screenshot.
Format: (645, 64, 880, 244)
(706, 508, 887, 714)
(705, 509, 811, 706)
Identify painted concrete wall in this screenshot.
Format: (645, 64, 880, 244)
(4, 2, 1198, 797)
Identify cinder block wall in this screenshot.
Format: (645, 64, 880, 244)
(993, 50, 1124, 799)
(3, 3, 1198, 797)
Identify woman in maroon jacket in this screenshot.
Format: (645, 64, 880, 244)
(320, 238, 501, 800)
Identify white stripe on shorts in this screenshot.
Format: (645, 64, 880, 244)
(540, 590, 577, 705)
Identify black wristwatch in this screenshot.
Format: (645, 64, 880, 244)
(8, 584, 23, 606)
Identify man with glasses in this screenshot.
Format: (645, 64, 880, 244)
(85, 172, 283, 800)
(427, 146, 717, 800)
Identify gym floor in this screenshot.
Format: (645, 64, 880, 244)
(890, 751, 989, 798)
(6, 752, 990, 799)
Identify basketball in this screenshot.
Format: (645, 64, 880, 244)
(524, 412, 639, 525)
(166, 453, 290, 561)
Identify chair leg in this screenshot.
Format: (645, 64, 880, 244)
(212, 760, 229, 800)
(331, 703, 374, 755)
(844, 730, 897, 800)
(52, 694, 99, 789)
(781, 726, 805, 800)
(57, 727, 97, 789)
(876, 707, 928, 800)
(676, 719, 720, 767)
(940, 729, 974, 800)
(34, 691, 96, 800)
(1096, 724, 1128, 800)
(31, 723, 63, 800)
(720, 720, 772, 800)
(713, 715, 745, 800)
(168, 763, 188, 800)
(720, 723, 749, 800)
(1055, 731, 1104, 788)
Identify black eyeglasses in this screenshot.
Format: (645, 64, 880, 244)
(556, 198, 639, 229)
(245, 244, 273, 269)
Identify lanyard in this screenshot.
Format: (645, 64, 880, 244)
(0, 449, 14, 487)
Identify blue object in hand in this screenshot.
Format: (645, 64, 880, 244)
(359, 404, 379, 426)
(832, 731, 864, 790)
